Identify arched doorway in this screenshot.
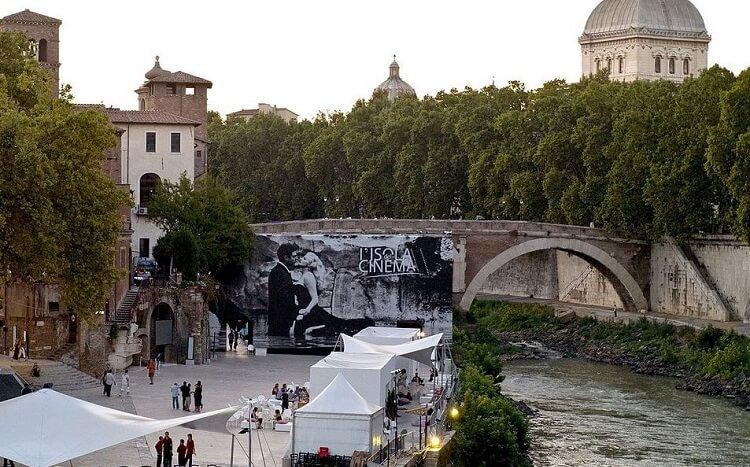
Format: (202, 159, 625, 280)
(460, 238, 648, 312)
(150, 302, 174, 361)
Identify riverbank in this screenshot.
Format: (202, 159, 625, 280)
(467, 301, 750, 409)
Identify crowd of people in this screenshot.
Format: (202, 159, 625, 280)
(155, 431, 197, 467)
(171, 380, 204, 412)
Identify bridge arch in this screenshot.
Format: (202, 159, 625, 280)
(460, 237, 648, 312)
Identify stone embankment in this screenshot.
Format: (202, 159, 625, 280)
(497, 330, 750, 410)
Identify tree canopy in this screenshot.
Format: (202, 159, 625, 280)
(0, 31, 129, 321)
(209, 67, 750, 242)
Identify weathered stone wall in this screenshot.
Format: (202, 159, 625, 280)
(78, 318, 108, 378)
(478, 250, 558, 300)
(556, 252, 623, 309)
(691, 240, 750, 322)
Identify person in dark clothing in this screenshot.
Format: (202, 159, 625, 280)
(193, 381, 203, 412)
(155, 436, 164, 467)
(177, 439, 187, 466)
(162, 432, 173, 467)
(186, 433, 196, 467)
(228, 330, 234, 351)
(233, 330, 239, 350)
(281, 390, 289, 411)
(180, 381, 190, 411)
(267, 243, 301, 336)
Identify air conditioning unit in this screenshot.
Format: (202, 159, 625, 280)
(137, 206, 148, 215)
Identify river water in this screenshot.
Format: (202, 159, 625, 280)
(502, 359, 750, 466)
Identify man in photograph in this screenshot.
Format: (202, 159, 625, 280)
(267, 243, 300, 336)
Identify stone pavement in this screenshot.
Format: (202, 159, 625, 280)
(57, 351, 320, 466)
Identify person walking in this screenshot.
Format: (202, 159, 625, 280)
(176, 439, 187, 466)
(147, 359, 156, 385)
(171, 382, 180, 410)
(162, 432, 173, 467)
(233, 330, 239, 350)
(17, 339, 26, 359)
(103, 370, 115, 397)
(180, 381, 190, 411)
(193, 381, 203, 413)
(186, 433, 196, 467)
(154, 435, 164, 467)
(228, 330, 234, 351)
(119, 369, 130, 396)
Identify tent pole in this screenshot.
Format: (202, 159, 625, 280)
(230, 434, 235, 467)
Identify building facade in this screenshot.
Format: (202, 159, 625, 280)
(227, 103, 299, 124)
(580, 0, 710, 83)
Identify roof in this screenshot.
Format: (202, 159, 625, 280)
(297, 374, 381, 415)
(147, 71, 213, 87)
(374, 57, 416, 102)
(342, 333, 443, 367)
(1, 9, 61, 24)
(228, 107, 299, 118)
(581, 0, 709, 41)
(104, 109, 201, 126)
(312, 352, 395, 370)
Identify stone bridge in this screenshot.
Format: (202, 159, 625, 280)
(251, 219, 651, 313)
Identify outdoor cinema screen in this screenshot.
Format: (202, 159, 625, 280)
(224, 234, 454, 350)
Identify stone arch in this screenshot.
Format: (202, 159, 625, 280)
(460, 238, 648, 312)
(149, 301, 175, 360)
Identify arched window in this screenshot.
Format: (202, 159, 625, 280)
(618, 57, 624, 74)
(669, 57, 676, 75)
(683, 58, 690, 75)
(38, 39, 47, 62)
(654, 56, 662, 74)
(607, 58, 612, 72)
(595, 59, 601, 73)
(139, 173, 161, 208)
(139, 98, 146, 111)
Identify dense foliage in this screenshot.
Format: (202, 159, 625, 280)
(209, 67, 750, 241)
(471, 300, 750, 382)
(0, 32, 129, 321)
(452, 312, 530, 466)
(148, 175, 254, 281)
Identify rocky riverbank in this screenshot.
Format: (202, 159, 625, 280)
(495, 329, 750, 410)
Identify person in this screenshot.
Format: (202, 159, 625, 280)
(267, 243, 302, 337)
(12, 339, 20, 360)
(180, 381, 190, 411)
(31, 363, 40, 378)
(274, 409, 283, 421)
(185, 383, 192, 411)
(186, 433, 196, 467)
(147, 359, 156, 384)
(171, 382, 180, 410)
(297, 386, 310, 407)
(155, 435, 164, 467)
(271, 383, 279, 396)
(233, 330, 239, 350)
(281, 390, 289, 411)
(429, 367, 436, 383)
(119, 369, 130, 396)
(177, 439, 187, 466)
(103, 369, 115, 397)
(193, 381, 203, 412)
(228, 330, 234, 351)
(162, 432, 173, 467)
(156, 352, 163, 371)
(17, 339, 26, 359)
(251, 406, 263, 428)
(412, 371, 424, 385)
(276, 383, 287, 400)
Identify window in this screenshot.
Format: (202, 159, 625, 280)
(618, 57, 624, 74)
(186, 86, 195, 96)
(655, 56, 662, 74)
(139, 238, 150, 258)
(683, 58, 690, 75)
(595, 59, 601, 73)
(607, 58, 612, 72)
(166, 84, 176, 95)
(196, 150, 202, 158)
(669, 57, 676, 75)
(139, 98, 145, 111)
(38, 39, 47, 62)
(146, 132, 156, 152)
(48, 302, 60, 315)
(139, 173, 161, 208)
(170, 132, 181, 153)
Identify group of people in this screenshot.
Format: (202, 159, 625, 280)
(271, 382, 309, 411)
(226, 329, 242, 351)
(101, 368, 132, 397)
(155, 431, 196, 467)
(171, 381, 203, 412)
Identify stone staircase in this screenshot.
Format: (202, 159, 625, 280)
(114, 288, 139, 323)
(12, 360, 101, 393)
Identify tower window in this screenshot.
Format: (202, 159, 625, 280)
(170, 132, 181, 153)
(655, 56, 662, 74)
(38, 39, 48, 62)
(618, 57, 624, 74)
(166, 84, 176, 95)
(683, 58, 690, 75)
(669, 58, 676, 75)
(139, 98, 145, 111)
(146, 132, 156, 152)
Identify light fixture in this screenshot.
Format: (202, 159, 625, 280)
(429, 435, 441, 448)
(450, 407, 459, 419)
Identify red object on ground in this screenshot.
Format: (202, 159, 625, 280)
(318, 447, 330, 458)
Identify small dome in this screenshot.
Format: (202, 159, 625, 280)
(145, 56, 170, 80)
(374, 55, 416, 102)
(582, 0, 708, 39)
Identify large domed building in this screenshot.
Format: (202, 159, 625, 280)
(374, 56, 416, 101)
(579, 0, 710, 82)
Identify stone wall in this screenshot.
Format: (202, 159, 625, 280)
(556, 251, 623, 309)
(478, 250, 558, 300)
(691, 239, 750, 322)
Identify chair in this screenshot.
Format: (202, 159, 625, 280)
(282, 408, 293, 419)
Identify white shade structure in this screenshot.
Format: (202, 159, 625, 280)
(342, 333, 444, 367)
(353, 326, 420, 346)
(293, 374, 384, 457)
(310, 352, 396, 408)
(0, 389, 238, 467)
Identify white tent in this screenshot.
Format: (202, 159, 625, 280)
(310, 352, 395, 408)
(353, 326, 420, 346)
(293, 374, 384, 457)
(342, 333, 443, 367)
(0, 389, 238, 467)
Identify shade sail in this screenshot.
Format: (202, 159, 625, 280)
(342, 333, 443, 367)
(0, 389, 238, 467)
(353, 327, 420, 346)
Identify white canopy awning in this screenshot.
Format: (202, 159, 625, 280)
(353, 327, 420, 346)
(313, 351, 394, 370)
(342, 333, 443, 367)
(0, 389, 238, 467)
(299, 373, 381, 416)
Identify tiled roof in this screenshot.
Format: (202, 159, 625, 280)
(1, 9, 61, 24)
(227, 109, 260, 117)
(147, 71, 212, 87)
(104, 109, 200, 126)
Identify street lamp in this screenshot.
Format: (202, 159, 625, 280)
(429, 434, 441, 449)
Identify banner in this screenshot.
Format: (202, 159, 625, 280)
(224, 234, 453, 350)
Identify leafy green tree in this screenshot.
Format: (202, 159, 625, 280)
(0, 31, 129, 321)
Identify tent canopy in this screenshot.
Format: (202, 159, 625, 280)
(310, 352, 395, 408)
(312, 351, 394, 370)
(299, 373, 381, 416)
(342, 333, 443, 367)
(353, 327, 420, 345)
(0, 389, 237, 467)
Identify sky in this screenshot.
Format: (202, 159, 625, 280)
(3, 0, 749, 120)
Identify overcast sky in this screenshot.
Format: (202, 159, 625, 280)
(3, 0, 749, 119)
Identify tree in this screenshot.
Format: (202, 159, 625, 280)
(147, 175, 254, 280)
(0, 31, 129, 321)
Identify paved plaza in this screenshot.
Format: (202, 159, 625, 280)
(64, 351, 319, 466)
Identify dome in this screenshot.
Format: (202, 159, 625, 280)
(374, 56, 416, 102)
(582, 0, 709, 39)
(144, 56, 170, 80)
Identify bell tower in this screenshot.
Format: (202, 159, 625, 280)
(0, 9, 62, 95)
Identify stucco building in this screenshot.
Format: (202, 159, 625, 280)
(228, 103, 299, 124)
(580, 0, 710, 82)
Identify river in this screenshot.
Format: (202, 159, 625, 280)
(502, 359, 750, 466)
